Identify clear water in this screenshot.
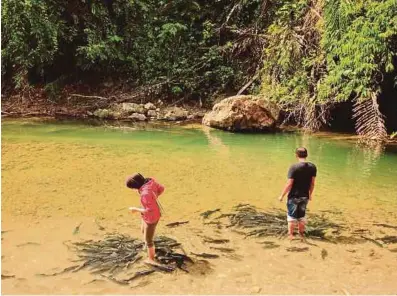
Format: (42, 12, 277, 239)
(2, 118, 397, 223)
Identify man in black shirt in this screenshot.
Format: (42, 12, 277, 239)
(278, 147, 317, 240)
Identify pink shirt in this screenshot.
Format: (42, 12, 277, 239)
(138, 178, 164, 224)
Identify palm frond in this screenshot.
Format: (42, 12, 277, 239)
(352, 92, 387, 141)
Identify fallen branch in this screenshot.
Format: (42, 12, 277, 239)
(237, 72, 260, 95)
(69, 94, 109, 101)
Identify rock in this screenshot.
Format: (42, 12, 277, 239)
(202, 95, 280, 132)
(144, 102, 156, 110)
(93, 109, 113, 119)
(147, 110, 157, 118)
(121, 103, 145, 114)
(164, 107, 189, 121)
(112, 112, 123, 120)
(128, 113, 147, 121)
(187, 111, 205, 120)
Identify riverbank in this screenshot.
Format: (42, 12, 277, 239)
(1, 92, 208, 124)
(2, 90, 397, 146)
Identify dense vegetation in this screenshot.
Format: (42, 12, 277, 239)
(2, 0, 397, 139)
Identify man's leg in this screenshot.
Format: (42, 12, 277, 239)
(287, 200, 298, 239)
(298, 219, 305, 236)
(297, 198, 308, 239)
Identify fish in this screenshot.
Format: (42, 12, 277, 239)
(166, 221, 189, 228)
(83, 278, 105, 285)
(200, 209, 221, 219)
(203, 238, 230, 244)
(377, 235, 397, 244)
(360, 236, 384, 248)
(191, 252, 219, 259)
(126, 270, 156, 281)
(210, 247, 235, 253)
(73, 222, 83, 235)
(145, 262, 175, 272)
(373, 223, 397, 230)
(286, 247, 309, 252)
(16, 242, 41, 247)
(321, 249, 328, 259)
(36, 264, 81, 277)
(95, 219, 105, 231)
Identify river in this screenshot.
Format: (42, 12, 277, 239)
(2, 118, 397, 294)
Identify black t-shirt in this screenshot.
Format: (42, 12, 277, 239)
(287, 162, 317, 199)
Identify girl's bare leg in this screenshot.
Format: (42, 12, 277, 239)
(298, 220, 306, 240)
(143, 222, 158, 264)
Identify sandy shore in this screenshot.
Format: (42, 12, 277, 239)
(2, 213, 397, 295)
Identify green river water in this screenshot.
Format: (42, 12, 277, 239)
(2, 118, 397, 224)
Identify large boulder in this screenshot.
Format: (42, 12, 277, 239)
(202, 95, 280, 132)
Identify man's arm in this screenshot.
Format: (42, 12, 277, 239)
(309, 177, 315, 201)
(278, 179, 294, 202)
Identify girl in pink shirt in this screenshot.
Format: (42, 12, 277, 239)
(126, 173, 164, 264)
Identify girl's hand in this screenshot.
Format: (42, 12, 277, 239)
(129, 207, 139, 213)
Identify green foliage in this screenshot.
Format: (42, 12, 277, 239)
(1, 0, 63, 88)
(319, 0, 397, 103)
(2, 0, 254, 98)
(2, 0, 396, 138)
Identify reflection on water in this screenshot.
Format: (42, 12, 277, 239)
(202, 126, 230, 156)
(355, 142, 384, 178)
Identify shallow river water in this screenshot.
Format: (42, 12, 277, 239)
(2, 119, 397, 294)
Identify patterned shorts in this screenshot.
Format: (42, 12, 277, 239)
(287, 197, 309, 222)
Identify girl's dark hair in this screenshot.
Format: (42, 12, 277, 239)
(295, 147, 308, 158)
(125, 173, 146, 189)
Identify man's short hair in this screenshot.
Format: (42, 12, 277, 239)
(295, 147, 308, 158)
